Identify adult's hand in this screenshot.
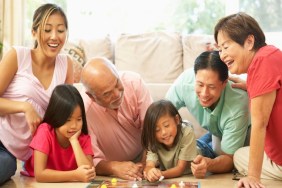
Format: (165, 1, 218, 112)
(112, 161, 143, 181)
(237, 176, 265, 188)
(24, 102, 42, 135)
(229, 76, 247, 91)
(191, 155, 208, 179)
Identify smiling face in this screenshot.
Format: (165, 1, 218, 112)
(33, 12, 67, 58)
(90, 76, 124, 110)
(217, 30, 255, 75)
(56, 105, 83, 146)
(83, 58, 125, 110)
(155, 113, 179, 149)
(195, 69, 227, 109)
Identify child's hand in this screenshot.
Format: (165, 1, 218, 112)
(75, 165, 96, 182)
(145, 168, 162, 182)
(69, 130, 81, 142)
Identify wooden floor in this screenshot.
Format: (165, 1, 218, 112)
(2, 161, 282, 188)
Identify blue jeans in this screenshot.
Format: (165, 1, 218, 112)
(0, 142, 17, 185)
(196, 132, 217, 159)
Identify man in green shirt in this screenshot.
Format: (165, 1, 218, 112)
(166, 51, 250, 178)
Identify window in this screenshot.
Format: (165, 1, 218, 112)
(23, 0, 282, 47)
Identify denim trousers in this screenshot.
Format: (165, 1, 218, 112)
(0, 142, 17, 185)
(196, 132, 217, 159)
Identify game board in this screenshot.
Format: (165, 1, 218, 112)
(87, 179, 200, 188)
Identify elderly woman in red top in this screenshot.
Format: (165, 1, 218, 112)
(214, 12, 282, 188)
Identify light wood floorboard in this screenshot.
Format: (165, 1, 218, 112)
(2, 161, 282, 188)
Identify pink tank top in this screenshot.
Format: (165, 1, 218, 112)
(0, 46, 67, 160)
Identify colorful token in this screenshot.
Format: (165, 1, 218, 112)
(132, 182, 138, 188)
(100, 184, 107, 188)
(179, 181, 185, 187)
(111, 178, 117, 184)
(170, 183, 177, 188)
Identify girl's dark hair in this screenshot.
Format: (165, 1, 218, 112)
(141, 99, 182, 153)
(43, 84, 88, 134)
(214, 12, 266, 51)
(194, 51, 228, 82)
(32, 3, 68, 48)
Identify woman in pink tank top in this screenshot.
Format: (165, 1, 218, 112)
(0, 3, 73, 185)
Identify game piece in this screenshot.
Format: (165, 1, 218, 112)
(159, 175, 164, 181)
(100, 184, 107, 188)
(179, 181, 185, 187)
(111, 178, 117, 184)
(132, 182, 138, 188)
(170, 183, 177, 188)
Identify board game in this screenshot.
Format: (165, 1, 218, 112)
(87, 179, 200, 188)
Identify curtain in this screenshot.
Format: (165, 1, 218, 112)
(1, 0, 24, 56)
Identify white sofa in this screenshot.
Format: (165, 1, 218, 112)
(65, 32, 219, 138)
(67, 31, 282, 138)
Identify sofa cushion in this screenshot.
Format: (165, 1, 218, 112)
(62, 40, 85, 83)
(79, 34, 114, 62)
(182, 34, 216, 70)
(114, 32, 183, 83)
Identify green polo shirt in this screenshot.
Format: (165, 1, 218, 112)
(166, 68, 251, 154)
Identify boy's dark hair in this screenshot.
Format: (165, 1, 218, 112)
(43, 84, 88, 134)
(194, 50, 228, 82)
(141, 99, 182, 153)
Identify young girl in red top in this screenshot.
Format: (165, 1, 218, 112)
(22, 84, 95, 182)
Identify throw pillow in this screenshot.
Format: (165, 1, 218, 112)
(63, 41, 86, 83)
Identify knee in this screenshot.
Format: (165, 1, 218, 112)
(234, 147, 249, 170)
(0, 152, 17, 176)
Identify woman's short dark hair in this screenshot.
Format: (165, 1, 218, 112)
(214, 12, 266, 51)
(43, 84, 88, 134)
(194, 50, 228, 82)
(141, 99, 182, 153)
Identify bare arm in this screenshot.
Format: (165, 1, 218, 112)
(0, 48, 21, 115)
(69, 130, 93, 167)
(34, 150, 95, 182)
(144, 159, 188, 182)
(162, 160, 188, 179)
(191, 154, 233, 178)
(0, 48, 42, 133)
(65, 56, 74, 84)
(238, 91, 275, 188)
